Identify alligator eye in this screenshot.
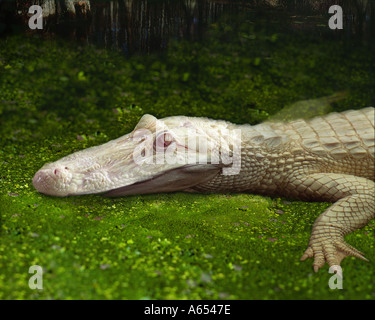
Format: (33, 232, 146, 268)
(154, 131, 174, 149)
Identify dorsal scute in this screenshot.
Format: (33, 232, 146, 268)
(301, 108, 375, 160)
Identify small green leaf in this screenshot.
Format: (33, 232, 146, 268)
(77, 71, 87, 81)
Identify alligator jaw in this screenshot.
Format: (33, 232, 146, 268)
(104, 164, 222, 197)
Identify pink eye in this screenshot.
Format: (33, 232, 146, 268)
(54, 169, 59, 175)
(154, 131, 174, 149)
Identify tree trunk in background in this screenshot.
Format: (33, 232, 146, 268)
(0, 0, 374, 52)
(34, 0, 91, 17)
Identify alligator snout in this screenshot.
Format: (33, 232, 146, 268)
(33, 166, 72, 196)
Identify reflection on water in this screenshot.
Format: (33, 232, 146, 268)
(3, 0, 375, 55)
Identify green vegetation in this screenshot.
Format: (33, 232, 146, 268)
(0, 15, 374, 299)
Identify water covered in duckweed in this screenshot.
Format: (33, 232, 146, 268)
(0, 0, 374, 300)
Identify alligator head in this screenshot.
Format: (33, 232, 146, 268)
(32, 114, 241, 197)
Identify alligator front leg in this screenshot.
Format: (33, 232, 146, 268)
(286, 173, 375, 272)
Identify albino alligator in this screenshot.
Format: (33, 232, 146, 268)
(33, 107, 375, 272)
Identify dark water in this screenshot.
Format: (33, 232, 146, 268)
(2, 0, 374, 56)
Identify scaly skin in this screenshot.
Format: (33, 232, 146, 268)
(33, 107, 375, 272)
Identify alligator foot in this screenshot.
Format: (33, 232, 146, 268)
(300, 234, 368, 272)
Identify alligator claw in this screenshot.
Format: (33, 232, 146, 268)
(301, 236, 368, 272)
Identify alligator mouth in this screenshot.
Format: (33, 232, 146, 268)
(103, 164, 222, 197)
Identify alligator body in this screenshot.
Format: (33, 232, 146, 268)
(33, 107, 375, 271)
